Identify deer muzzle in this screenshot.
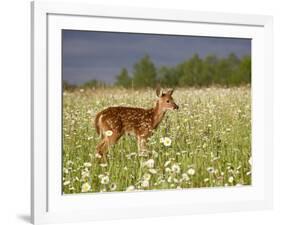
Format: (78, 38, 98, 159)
(173, 104, 179, 110)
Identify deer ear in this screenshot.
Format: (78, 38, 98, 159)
(166, 89, 174, 96)
(156, 86, 162, 97)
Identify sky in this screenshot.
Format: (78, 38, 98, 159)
(62, 30, 251, 85)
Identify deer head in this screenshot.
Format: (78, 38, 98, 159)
(156, 87, 179, 112)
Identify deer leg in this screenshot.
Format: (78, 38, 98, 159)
(137, 137, 141, 152)
(96, 132, 121, 160)
(140, 138, 148, 151)
(137, 136, 148, 156)
(106, 133, 121, 148)
(96, 139, 108, 161)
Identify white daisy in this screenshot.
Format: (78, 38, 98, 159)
(187, 168, 196, 176)
(143, 159, 154, 168)
(110, 183, 117, 191)
(83, 162, 92, 167)
(165, 167, 171, 173)
(181, 173, 190, 181)
(143, 173, 151, 181)
(105, 130, 113, 137)
(95, 153, 102, 159)
(63, 180, 70, 186)
(126, 185, 135, 192)
(248, 157, 252, 166)
(164, 160, 171, 167)
(81, 170, 90, 179)
(63, 168, 69, 174)
(81, 182, 91, 192)
(207, 167, 215, 174)
(149, 169, 157, 174)
(163, 137, 172, 147)
(173, 178, 179, 183)
(99, 163, 108, 168)
(167, 176, 173, 183)
(228, 176, 234, 183)
(141, 179, 149, 188)
(66, 160, 73, 166)
(100, 176, 110, 184)
(171, 164, 181, 174)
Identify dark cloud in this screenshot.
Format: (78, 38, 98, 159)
(62, 30, 251, 85)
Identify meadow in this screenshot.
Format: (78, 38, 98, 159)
(62, 86, 251, 194)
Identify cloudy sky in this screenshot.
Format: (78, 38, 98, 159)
(62, 30, 251, 85)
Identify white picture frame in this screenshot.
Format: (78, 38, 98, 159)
(31, 1, 273, 224)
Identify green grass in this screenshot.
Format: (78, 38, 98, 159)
(62, 87, 251, 194)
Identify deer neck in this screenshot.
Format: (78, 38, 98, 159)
(152, 102, 166, 129)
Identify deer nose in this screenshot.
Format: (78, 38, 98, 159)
(174, 104, 179, 110)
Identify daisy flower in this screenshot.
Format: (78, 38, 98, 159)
(248, 157, 252, 166)
(149, 169, 157, 174)
(110, 183, 117, 191)
(141, 180, 149, 188)
(63, 180, 70, 186)
(126, 185, 135, 192)
(81, 182, 91, 192)
(171, 163, 181, 174)
(144, 159, 155, 168)
(187, 167, 196, 176)
(95, 153, 102, 159)
(181, 173, 190, 181)
(143, 173, 151, 181)
(162, 137, 172, 147)
(105, 130, 113, 137)
(81, 170, 90, 179)
(228, 176, 234, 183)
(164, 160, 171, 167)
(165, 167, 171, 173)
(83, 162, 92, 167)
(100, 176, 110, 184)
(207, 167, 215, 174)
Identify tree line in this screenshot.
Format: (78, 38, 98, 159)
(63, 53, 251, 90)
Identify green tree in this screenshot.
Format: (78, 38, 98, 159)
(237, 55, 251, 84)
(106, 53, 251, 89)
(202, 54, 219, 86)
(226, 53, 240, 86)
(216, 59, 231, 85)
(132, 55, 157, 88)
(115, 68, 131, 88)
(178, 54, 204, 86)
(157, 66, 180, 87)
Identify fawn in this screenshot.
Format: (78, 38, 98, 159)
(93, 87, 179, 159)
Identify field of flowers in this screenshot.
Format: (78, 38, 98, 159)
(63, 87, 251, 194)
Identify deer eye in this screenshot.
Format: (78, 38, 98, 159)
(166, 100, 170, 103)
